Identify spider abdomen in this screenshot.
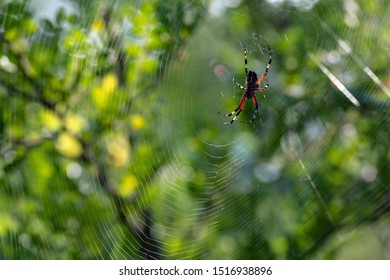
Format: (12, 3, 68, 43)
(245, 89, 255, 98)
(245, 71, 259, 97)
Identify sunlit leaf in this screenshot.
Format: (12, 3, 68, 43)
(56, 132, 83, 158)
(0, 213, 18, 236)
(129, 114, 146, 130)
(92, 87, 107, 109)
(106, 136, 130, 167)
(41, 109, 62, 133)
(101, 73, 118, 95)
(118, 174, 139, 197)
(65, 113, 87, 135)
(90, 20, 104, 32)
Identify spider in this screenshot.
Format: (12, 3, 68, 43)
(219, 45, 272, 124)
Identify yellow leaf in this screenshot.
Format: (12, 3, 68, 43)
(56, 132, 83, 158)
(118, 174, 139, 197)
(41, 109, 62, 132)
(92, 74, 118, 109)
(91, 20, 104, 32)
(92, 86, 107, 109)
(101, 73, 118, 95)
(129, 114, 146, 130)
(65, 113, 87, 135)
(106, 136, 130, 167)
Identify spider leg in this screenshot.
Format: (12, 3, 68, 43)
(241, 96, 259, 123)
(219, 94, 246, 124)
(225, 107, 243, 125)
(236, 82, 245, 90)
(255, 45, 272, 85)
(218, 107, 239, 117)
(257, 79, 269, 91)
(244, 47, 248, 76)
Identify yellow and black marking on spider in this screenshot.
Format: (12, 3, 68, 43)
(219, 45, 272, 124)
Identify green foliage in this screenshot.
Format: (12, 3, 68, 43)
(0, 0, 206, 259)
(1, 0, 389, 260)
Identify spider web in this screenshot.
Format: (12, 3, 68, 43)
(1, 0, 390, 260)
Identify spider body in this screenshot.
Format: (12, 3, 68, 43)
(245, 71, 259, 98)
(219, 46, 272, 125)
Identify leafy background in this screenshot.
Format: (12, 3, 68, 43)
(0, 0, 389, 259)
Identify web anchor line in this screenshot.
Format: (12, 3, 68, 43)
(322, 22, 390, 99)
(309, 52, 360, 107)
(299, 159, 335, 227)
